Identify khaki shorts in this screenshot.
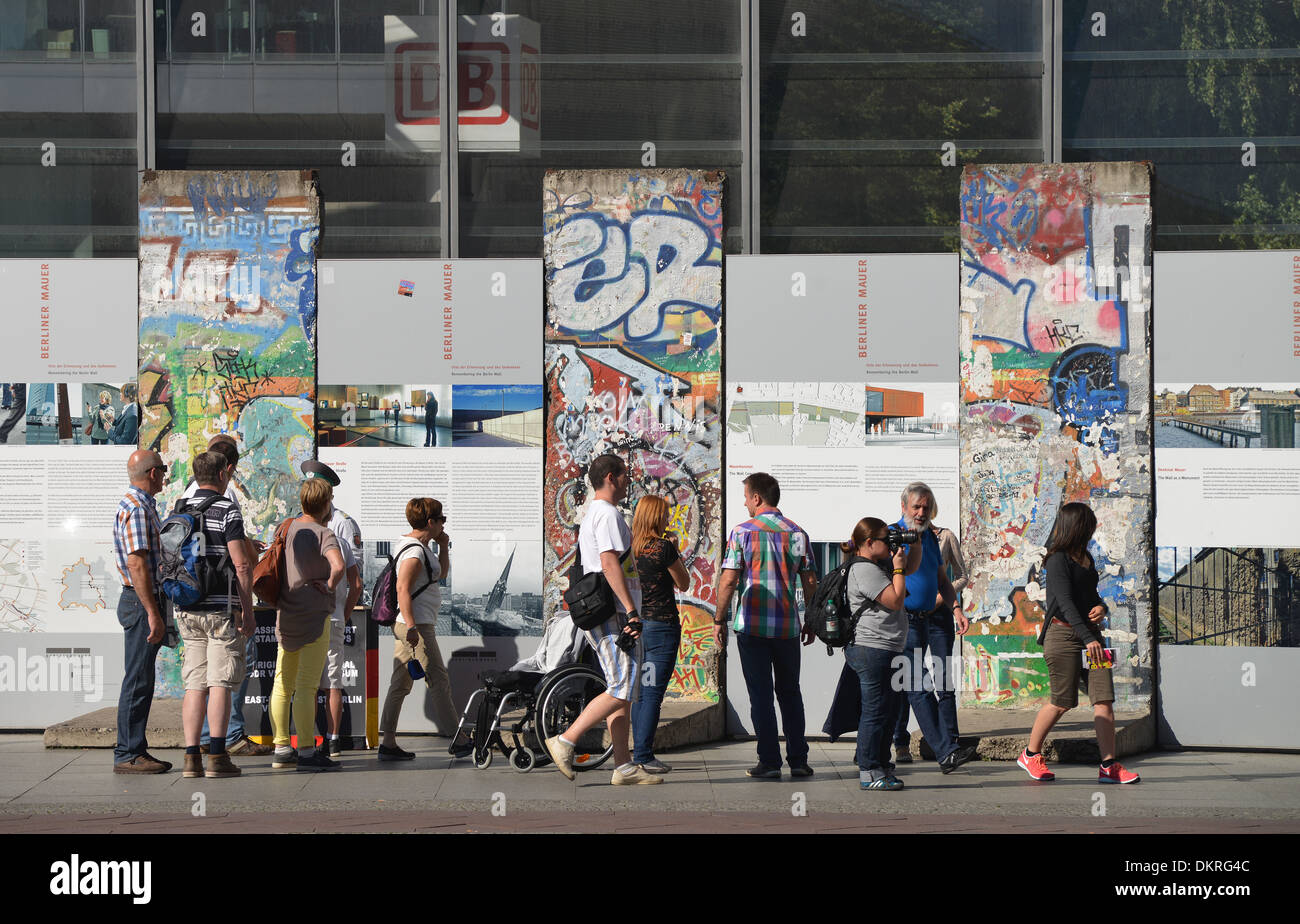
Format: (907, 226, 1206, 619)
(1042, 621, 1114, 709)
(177, 610, 247, 691)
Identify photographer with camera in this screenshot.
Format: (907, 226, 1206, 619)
(544, 454, 661, 785)
(891, 482, 977, 774)
(839, 518, 922, 790)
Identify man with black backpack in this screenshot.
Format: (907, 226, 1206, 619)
(175, 450, 255, 779)
(544, 453, 659, 785)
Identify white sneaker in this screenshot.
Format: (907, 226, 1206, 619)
(611, 764, 663, 785)
(545, 735, 575, 780)
(640, 758, 672, 774)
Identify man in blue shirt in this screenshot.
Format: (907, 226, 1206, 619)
(892, 482, 976, 773)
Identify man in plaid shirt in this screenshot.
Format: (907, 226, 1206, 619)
(713, 472, 819, 779)
(111, 449, 171, 774)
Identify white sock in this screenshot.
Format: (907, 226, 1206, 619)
(275, 745, 294, 757)
(617, 762, 637, 775)
(328, 733, 339, 741)
(559, 735, 574, 748)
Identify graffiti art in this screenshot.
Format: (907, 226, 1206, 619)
(543, 169, 724, 702)
(959, 163, 1153, 707)
(138, 170, 320, 540)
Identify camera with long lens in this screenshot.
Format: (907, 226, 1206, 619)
(886, 524, 919, 552)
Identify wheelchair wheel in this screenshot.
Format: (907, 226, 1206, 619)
(533, 664, 614, 772)
(474, 745, 493, 770)
(510, 748, 536, 772)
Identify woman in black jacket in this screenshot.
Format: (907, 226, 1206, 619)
(1017, 503, 1139, 784)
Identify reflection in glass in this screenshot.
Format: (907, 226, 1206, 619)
(1062, 0, 1300, 250)
(760, 0, 1044, 253)
(256, 0, 336, 59)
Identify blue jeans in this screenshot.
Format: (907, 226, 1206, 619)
(736, 633, 808, 768)
(896, 609, 960, 760)
(201, 634, 256, 746)
(843, 644, 899, 775)
(630, 619, 680, 764)
(115, 587, 161, 764)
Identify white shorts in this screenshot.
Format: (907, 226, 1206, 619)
(583, 612, 641, 702)
(320, 615, 346, 690)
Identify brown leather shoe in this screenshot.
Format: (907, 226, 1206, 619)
(114, 755, 168, 774)
(199, 743, 210, 755)
(182, 753, 204, 778)
(228, 736, 274, 757)
(205, 753, 241, 778)
(142, 752, 173, 772)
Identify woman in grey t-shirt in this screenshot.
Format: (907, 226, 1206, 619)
(841, 517, 914, 791)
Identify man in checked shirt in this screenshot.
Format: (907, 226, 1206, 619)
(111, 449, 172, 774)
(713, 472, 819, 780)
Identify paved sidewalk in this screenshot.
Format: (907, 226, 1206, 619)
(2, 735, 1297, 833)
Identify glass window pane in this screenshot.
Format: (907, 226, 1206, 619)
(760, 0, 1044, 253)
(0, 4, 137, 256)
(0, 0, 80, 59)
(86, 0, 136, 59)
(455, 1, 745, 257)
(166, 1, 252, 62)
(1062, 0, 1300, 250)
(256, 0, 335, 60)
(157, 1, 440, 256)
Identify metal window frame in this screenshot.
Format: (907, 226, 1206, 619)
(441, 1, 456, 257)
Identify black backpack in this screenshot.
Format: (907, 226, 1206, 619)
(804, 555, 876, 654)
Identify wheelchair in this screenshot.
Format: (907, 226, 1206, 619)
(451, 654, 615, 773)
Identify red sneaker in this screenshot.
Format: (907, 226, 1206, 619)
(1017, 748, 1055, 781)
(1099, 761, 1140, 784)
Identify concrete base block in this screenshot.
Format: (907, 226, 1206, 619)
(896, 707, 1154, 764)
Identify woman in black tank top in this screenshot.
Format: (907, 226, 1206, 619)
(629, 495, 689, 772)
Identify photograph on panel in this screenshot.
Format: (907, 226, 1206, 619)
(451, 384, 543, 447)
(444, 538, 543, 637)
(864, 382, 958, 446)
(1, 382, 26, 445)
(1155, 383, 1300, 448)
(1158, 547, 1300, 648)
(727, 382, 867, 447)
(24, 382, 136, 446)
(317, 384, 451, 448)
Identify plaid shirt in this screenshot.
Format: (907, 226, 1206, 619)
(721, 510, 813, 639)
(113, 485, 161, 589)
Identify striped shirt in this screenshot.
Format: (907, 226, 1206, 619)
(721, 510, 814, 639)
(179, 489, 246, 609)
(113, 485, 161, 589)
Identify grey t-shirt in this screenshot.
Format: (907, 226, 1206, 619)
(847, 559, 908, 652)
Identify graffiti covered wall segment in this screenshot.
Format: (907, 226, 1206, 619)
(543, 170, 724, 702)
(138, 171, 320, 541)
(959, 163, 1153, 707)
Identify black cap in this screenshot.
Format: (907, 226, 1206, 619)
(300, 459, 340, 486)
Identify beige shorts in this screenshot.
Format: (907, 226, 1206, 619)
(177, 610, 247, 691)
(319, 616, 346, 690)
(1043, 621, 1114, 709)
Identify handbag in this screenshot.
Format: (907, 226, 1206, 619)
(562, 546, 630, 631)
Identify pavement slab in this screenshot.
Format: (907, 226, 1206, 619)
(1, 734, 1296, 832)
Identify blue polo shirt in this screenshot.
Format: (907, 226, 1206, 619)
(896, 518, 941, 613)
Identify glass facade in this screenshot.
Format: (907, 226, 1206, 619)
(1062, 0, 1300, 250)
(1, 0, 1298, 257)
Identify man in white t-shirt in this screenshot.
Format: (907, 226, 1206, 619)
(544, 453, 661, 786)
(302, 460, 364, 756)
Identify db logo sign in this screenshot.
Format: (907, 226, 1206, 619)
(392, 42, 512, 126)
(393, 42, 438, 125)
